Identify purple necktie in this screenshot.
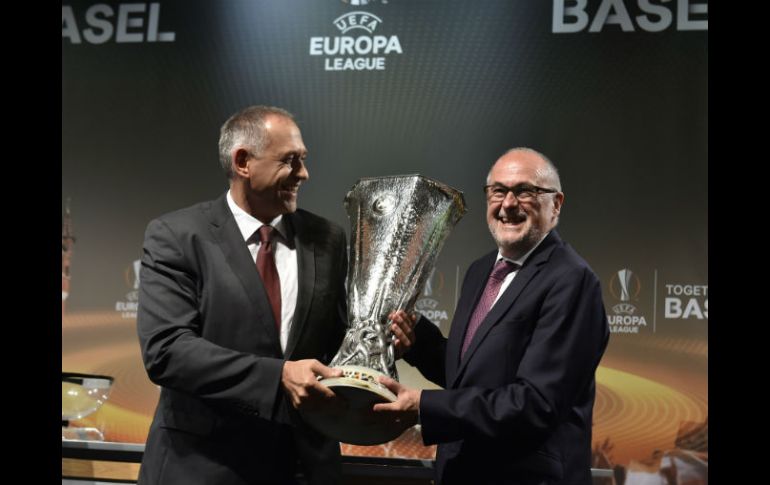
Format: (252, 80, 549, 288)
(256, 226, 282, 332)
(461, 259, 519, 357)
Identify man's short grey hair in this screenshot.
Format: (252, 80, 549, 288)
(487, 147, 562, 191)
(218, 105, 295, 180)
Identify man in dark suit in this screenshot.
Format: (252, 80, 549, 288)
(379, 148, 610, 484)
(137, 105, 348, 485)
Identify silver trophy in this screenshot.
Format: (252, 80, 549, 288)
(301, 175, 466, 445)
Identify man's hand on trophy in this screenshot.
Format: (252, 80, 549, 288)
(389, 310, 417, 359)
(281, 359, 344, 410)
(372, 376, 420, 431)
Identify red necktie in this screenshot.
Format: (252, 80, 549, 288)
(256, 225, 282, 332)
(461, 259, 519, 357)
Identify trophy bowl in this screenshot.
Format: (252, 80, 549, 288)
(301, 175, 465, 445)
(62, 372, 114, 441)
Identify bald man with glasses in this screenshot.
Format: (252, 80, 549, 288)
(379, 148, 610, 485)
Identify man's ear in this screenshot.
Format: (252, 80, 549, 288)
(232, 148, 251, 178)
(552, 192, 564, 215)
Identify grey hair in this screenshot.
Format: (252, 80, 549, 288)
(218, 105, 295, 180)
(487, 147, 562, 191)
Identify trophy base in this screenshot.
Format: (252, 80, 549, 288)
(301, 365, 404, 446)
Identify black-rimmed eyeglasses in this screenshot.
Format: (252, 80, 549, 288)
(483, 183, 558, 203)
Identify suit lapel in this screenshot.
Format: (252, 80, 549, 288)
(207, 195, 282, 352)
(450, 231, 562, 388)
(284, 212, 315, 359)
(445, 252, 496, 383)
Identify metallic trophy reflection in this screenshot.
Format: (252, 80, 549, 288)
(301, 174, 466, 445)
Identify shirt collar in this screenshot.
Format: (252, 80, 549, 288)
(226, 190, 288, 243)
(496, 231, 550, 267)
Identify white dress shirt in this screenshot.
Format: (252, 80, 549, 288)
(491, 232, 550, 307)
(227, 191, 298, 353)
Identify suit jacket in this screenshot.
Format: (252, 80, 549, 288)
(136, 194, 348, 485)
(405, 231, 609, 485)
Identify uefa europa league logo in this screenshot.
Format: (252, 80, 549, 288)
(610, 268, 640, 315)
